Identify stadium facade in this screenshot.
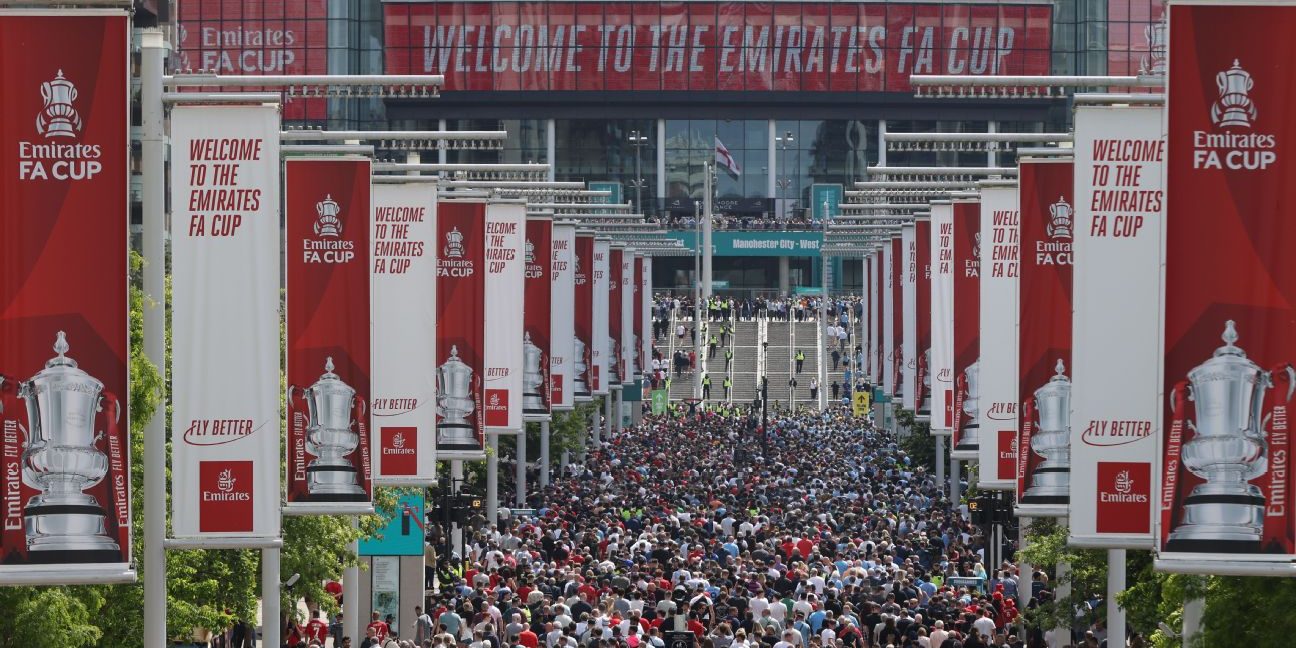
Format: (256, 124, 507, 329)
(167, 0, 1166, 293)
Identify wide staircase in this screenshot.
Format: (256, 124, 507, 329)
(727, 319, 761, 404)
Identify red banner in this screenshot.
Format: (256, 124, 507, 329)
(1017, 160, 1073, 510)
(1160, 3, 1296, 559)
(524, 217, 553, 420)
(916, 219, 931, 414)
(574, 233, 595, 397)
(285, 159, 373, 511)
(609, 246, 625, 385)
(436, 202, 488, 457)
(177, 0, 328, 120)
(951, 199, 980, 457)
(385, 1, 1051, 92)
(0, 12, 130, 571)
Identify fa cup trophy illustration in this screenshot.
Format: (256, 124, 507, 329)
(1139, 16, 1167, 76)
(955, 359, 981, 452)
(1022, 359, 1072, 504)
(608, 337, 621, 385)
(38, 70, 83, 138)
(1167, 321, 1294, 552)
(290, 357, 367, 500)
(522, 332, 548, 414)
(436, 345, 479, 448)
(917, 348, 931, 416)
(9, 331, 122, 561)
(573, 337, 590, 397)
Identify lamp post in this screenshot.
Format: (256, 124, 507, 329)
(819, 200, 831, 411)
(775, 130, 795, 219)
(628, 129, 650, 214)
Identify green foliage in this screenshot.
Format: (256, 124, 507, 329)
(0, 587, 105, 648)
(895, 408, 935, 470)
(1017, 518, 1111, 635)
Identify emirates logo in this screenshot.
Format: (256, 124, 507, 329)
(37, 70, 82, 139)
(392, 432, 406, 449)
(444, 227, 465, 258)
(315, 195, 343, 237)
(1212, 59, 1256, 129)
(1047, 197, 1073, 240)
(489, 392, 501, 406)
(1114, 469, 1133, 495)
(217, 468, 236, 493)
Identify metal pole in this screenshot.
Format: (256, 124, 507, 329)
(1108, 549, 1127, 647)
(590, 404, 601, 446)
(261, 548, 281, 648)
(344, 519, 361, 642)
(486, 434, 499, 525)
(703, 163, 713, 301)
(819, 201, 829, 411)
(633, 132, 644, 214)
(1017, 517, 1032, 612)
(140, 29, 168, 648)
(694, 201, 704, 401)
(605, 394, 615, 437)
(539, 420, 551, 490)
(950, 459, 961, 502)
(1054, 518, 1071, 648)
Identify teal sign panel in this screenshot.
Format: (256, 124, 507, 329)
(360, 494, 425, 556)
(589, 181, 623, 205)
(666, 231, 822, 257)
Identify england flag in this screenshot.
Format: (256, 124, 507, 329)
(715, 137, 741, 177)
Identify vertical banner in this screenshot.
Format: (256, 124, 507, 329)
(891, 237, 904, 398)
(285, 158, 373, 513)
(633, 253, 645, 381)
(574, 233, 596, 400)
(523, 216, 553, 422)
(951, 198, 982, 460)
(640, 255, 653, 384)
(0, 11, 132, 580)
(608, 246, 625, 387)
(620, 248, 636, 385)
(435, 202, 487, 459)
(977, 183, 1020, 490)
(1070, 105, 1162, 548)
(484, 202, 526, 433)
(171, 105, 281, 539)
(915, 217, 933, 419)
(930, 203, 955, 435)
(550, 225, 576, 410)
(1159, 2, 1296, 564)
(591, 239, 611, 395)
(372, 183, 438, 485)
(881, 243, 894, 394)
(902, 224, 917, 411)
(1016, 159, 1074, 517)
(869, 255, 879, 380)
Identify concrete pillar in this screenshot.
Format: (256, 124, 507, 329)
(1017, 517, 1032, 612)
(450, 461, 465, 557)
(935, 434, 946, 490)
(1183, 597, 1205, 647)
(779, 256, 791, 294)
(606, 393, 616, 437)
(546, 119, 557, 181)
(591, 402, 601, 445)
(516, 428, 528, 507)
(486, 434, 499, 524)
(1108, 549, 1126, 648)
(262, 548, 281, 648)
(950, 459, 961, 502)
(344, 519, 361, 642)
(539, 420, 551, 489)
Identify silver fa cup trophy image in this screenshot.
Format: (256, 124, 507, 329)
(608, 337, 621, 384)
(1167, 321, 1294, 552)
(573, 337, 590, 396)
(522, 331, 548, 414)
(291, 357, 368, 500)
(9, 331, 122, 562)
(955, 358, 981, 452)
(1023, 359, 1072, 504)
(436, 345, 479, 448)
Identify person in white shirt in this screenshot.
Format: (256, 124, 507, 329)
(972, 609, 997, 641)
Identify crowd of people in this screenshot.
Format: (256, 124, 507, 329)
(405, 407, 1056, 648)
(653, 295, 864, 326)
(651, 213, 825, 232)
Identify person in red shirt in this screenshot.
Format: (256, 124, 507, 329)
(303, 611, 329, 645)
(519, 626, 540, 648)
(367, 611, 390, 642)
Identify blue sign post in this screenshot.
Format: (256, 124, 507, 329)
(360, 494, 425, 556)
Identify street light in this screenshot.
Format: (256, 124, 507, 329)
(628, 129, 650, 214)
(776, 130, 795, 219)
